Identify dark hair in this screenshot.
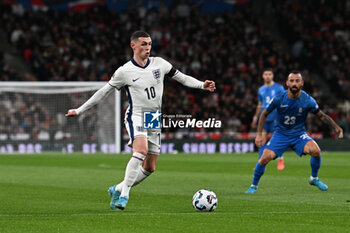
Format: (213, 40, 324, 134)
(290, 70, 301, 75)
(288, 70, 303, 79)
(261, 68, 273, 77)
(130, 31, 150, 42)
(262, 68, 273, 73)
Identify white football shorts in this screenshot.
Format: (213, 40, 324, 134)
(124, 113, 161, 155)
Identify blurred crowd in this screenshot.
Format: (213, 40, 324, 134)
(275, 1, 350, 99)
(0, 0, 349, 139)
(0, 92, 51, 140)
(0, 91, 102, 142)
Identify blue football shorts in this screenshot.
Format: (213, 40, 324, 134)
(264, 131, 314, 157)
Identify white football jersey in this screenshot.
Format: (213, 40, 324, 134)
(109, 57, 173, 115)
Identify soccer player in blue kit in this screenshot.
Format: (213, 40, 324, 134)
(251, 68, 285, 170)
(246, 71, 343, 194)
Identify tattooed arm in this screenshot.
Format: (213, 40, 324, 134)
(315, 110, 343, 138)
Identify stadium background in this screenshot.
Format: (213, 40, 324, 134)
(1, 1, 350, 233)
(1, 0, 350, 153)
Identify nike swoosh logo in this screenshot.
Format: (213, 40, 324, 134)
(132, 78, 141, 82)
(280, 105, 288, 108)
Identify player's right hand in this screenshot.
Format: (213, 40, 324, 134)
(255, 135, 263, 148)
(65, 109, 77, 117)
(336, 127, 343, 139)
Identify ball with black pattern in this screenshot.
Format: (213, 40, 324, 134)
(192, 189, 218, 212)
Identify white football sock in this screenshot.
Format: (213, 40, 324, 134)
(115, 165, 152, 191)
(133, 166, 152, 186)
(120, 152, 146, 198)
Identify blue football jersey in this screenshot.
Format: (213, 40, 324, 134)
(266, 90, 319, 136)
(258, 83, 284, 122)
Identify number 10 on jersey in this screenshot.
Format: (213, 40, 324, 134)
(145, 87, 156, 99)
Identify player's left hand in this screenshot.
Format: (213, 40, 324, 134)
(65, 109, 77, 117)
(336, 126, 343, 138)
(203, 80, 216, 92)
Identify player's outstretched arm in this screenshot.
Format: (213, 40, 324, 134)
(65, 83, 115, 117)
(315, 110, 343, 138)
(255, 109, 269, 147)
(172, 70, 215, 91)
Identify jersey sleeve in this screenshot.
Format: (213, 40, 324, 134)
(308, 96, 320, 113)
(158, 57, 177, 77)
(266, 96, 279, 113)
(108, 67, 125, 90)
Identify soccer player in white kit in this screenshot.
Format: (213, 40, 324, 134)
(65, 31, 216, 210)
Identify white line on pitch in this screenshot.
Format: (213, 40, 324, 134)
(1, 211, 349, 217)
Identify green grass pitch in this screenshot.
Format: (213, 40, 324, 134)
(1, 152, 350, 233)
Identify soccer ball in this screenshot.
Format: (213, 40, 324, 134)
(192, 189, 218, 212)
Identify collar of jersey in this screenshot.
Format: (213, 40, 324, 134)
(131, 58, 150, 69)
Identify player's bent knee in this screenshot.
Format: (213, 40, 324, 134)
(132, 137, 148, 156)
(310, 147, 321, 157)
(306, 142, 321, 157)
(305, 141, 321, 157)
(259, 150, 275, 165)
(259, 157, 270, 165)
(259, 156, 270, 165)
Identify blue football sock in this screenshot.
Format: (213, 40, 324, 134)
(310, 156, 321, 178)
(258, 145, 265, 159)
(252, 162, 266, 186)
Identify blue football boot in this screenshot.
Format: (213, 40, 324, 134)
(108, 185, 121, 210)
(309, 178, 328, 191)
(245, 185, 258, 194)
(114, 196, 129, 210)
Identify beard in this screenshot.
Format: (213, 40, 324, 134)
(289, 86, 300, 94)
